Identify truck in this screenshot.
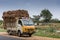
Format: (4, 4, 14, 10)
(2, 10, 35, 37)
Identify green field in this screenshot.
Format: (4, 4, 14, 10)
(34, 23, 60, 38)
(34, 29, 60, 38)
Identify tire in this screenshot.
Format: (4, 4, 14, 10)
(18, 31, 21, 37)
(29, 34, 32, 37)
(8, 31, 12, 35)
(7, 30, 10, 33)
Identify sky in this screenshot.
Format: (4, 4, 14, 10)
(0, 0, 60, 20)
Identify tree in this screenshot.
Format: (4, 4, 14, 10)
(40, 9, 53, 22)
(33, 15, 40, 25)
(50, 18, 60, 23)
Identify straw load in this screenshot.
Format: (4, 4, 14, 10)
(2, 10, 29, 29)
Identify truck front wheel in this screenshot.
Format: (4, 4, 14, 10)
(29, 34, 32, 37)
(17, 31, 22, 37)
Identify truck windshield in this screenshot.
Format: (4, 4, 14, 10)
(22, 19, 34, 26)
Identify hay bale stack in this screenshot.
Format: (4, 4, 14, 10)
(2, 10, 29, 29)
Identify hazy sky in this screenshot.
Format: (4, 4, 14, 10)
(0, 0, 60, 20)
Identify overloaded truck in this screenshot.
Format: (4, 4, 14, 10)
(2, 10, 35, 37)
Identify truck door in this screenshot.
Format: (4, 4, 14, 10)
(17, 20, 23, 33)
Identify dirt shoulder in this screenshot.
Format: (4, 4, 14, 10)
(0, 32, 60, 40)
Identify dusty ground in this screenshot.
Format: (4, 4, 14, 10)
(0, 32, 60, 40)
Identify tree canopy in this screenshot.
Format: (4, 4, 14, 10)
(40, 9, 53, 22)
(33, 15, 40, 25)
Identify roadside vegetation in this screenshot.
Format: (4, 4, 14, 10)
(0, 28, 6, 32)
(32, 9, 60, 38)
(0, 20, 6, 32)
(32, 9, 60, 25)
(34, 24, 60, 38)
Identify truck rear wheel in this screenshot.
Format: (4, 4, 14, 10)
(7, 30, 12, 35)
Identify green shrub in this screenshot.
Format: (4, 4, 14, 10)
(46, 27, 56, 32)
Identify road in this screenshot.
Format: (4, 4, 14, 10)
(0, 32, 60, 40)
(0, 36, 22, 40)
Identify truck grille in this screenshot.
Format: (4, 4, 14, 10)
(28, 29, 34, 31)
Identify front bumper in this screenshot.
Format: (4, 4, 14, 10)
(23, 31, 35, 35)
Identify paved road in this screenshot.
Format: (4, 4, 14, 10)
(0, 36, 22, 40)
(0, 35, 39, 40)
(0, 32, 35, 40)
(0, 32, 60, 40)
(0, 32, 29, 40)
